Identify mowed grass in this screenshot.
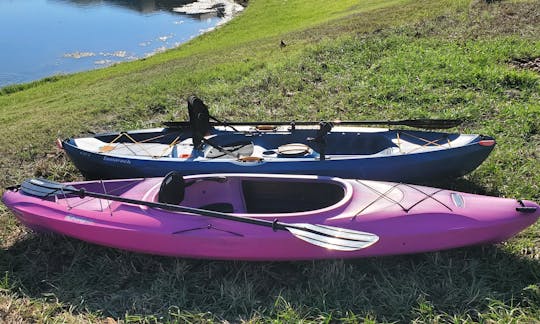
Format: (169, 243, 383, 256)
(1, 0, 540, 322)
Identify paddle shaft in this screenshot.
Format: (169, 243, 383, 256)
(163, 118, 462, 130)
(35, 184, 292, 232)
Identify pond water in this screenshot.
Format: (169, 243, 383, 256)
(0, 0, 242, 88)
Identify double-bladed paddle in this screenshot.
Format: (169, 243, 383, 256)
(163, 118, 463, 130)
(16, 178, 379, 252)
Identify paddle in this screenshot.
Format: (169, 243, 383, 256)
(18, 178, 379, 251)
(163, 118, 463, 130)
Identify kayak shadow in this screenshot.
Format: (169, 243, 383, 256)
(1, 229, 538, 321)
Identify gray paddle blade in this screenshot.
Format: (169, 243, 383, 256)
(286, 223, 379, 251)
(20, 178, 77, 198)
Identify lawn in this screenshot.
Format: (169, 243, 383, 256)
(0, 0, 539, 322)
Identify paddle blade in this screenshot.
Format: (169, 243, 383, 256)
(394, 119, 463, 129)
(286, 223, 379, 251)
(20, 178, 77, 198)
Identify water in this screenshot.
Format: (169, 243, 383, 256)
(0, 0, 236, 87)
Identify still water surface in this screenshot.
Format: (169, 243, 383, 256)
(0, 0, 233, 87)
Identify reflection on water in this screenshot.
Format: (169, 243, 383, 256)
(0, 0, 242, 88)
(52, 0, 233, 21)
(51, 0, 203, 16)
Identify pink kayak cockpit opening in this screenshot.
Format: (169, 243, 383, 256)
(147, 174, 353, 215)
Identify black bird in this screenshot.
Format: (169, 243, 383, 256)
(280, 40, 287, 49)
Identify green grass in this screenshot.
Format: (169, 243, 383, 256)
(1, 0, 540, 322)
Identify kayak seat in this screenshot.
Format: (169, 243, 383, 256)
(158, 171, 185, 205)
(205, 141, 254, 159)
(188, 96, 211, 150)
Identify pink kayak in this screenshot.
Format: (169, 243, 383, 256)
(2, 173, 538, 260)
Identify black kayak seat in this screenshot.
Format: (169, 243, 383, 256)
(158, 171, 185, 205)
(188, 96, 211, 149)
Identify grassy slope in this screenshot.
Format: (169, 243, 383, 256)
(1, 0, 539, 322)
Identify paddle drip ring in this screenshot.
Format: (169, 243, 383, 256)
(272, 219, 279, 232)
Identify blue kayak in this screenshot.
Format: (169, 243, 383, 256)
(60, 96, 495, 181)
(60, 124, 495, 181)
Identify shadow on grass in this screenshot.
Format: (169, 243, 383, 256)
(1, 225, 539, 322)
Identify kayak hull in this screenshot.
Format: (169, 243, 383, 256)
(3, 174, 537, 261)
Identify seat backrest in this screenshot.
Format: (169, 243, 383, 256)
(187, 96, 211, 149)
(158, 171, 185, 205)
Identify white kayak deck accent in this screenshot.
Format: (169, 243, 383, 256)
(73, 133, 478, 160)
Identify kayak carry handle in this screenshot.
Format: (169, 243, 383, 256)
(517, 200, 538, 213)
(516, 207, 537, 213)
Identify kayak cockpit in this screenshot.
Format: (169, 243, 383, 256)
(69, 128, 477, 162)
(155, 173, 350, 215)
(240, 179, 345, 213)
